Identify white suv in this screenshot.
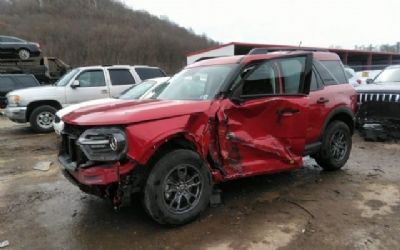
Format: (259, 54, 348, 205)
(5, 65, 166, 132)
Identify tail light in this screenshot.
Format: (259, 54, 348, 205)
(356, 79, 361, 84)
(34, 42, 40, 48)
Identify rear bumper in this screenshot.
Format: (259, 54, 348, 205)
(5, 106, 27, 123)
(58, 154, 135, 186)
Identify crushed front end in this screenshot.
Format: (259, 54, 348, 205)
(58, 124, 140, 208)
(357, 92, 400, 140)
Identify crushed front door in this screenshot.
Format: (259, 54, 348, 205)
(217, 53, 313, 179)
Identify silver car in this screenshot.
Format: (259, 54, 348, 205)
(53, 77, 170, 134)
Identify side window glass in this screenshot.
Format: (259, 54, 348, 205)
(3, 37, 19, 42)
(76, 70, 105, 87)
(109, 69, 136, 85)
(241, 61, 278, 96)
(310, 71, 318, 91)
(310, 68, 323, 91)
(314, 60, 347, 85)
(15, 76, 39, 87)
(277, 56, 306, 94)
(0, 77, 15, 91)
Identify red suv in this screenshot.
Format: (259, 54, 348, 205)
(59, 49, 357, 225)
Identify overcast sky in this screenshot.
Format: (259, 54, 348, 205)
(122, 0, 399, 49)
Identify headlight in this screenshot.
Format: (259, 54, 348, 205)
(7, 95, 21, 105)
(78, 127, 127, 161)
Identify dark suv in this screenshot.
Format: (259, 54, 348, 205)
(0, 74, 40, 108)
(58, 49, 357, 225)
(0, 36, 41, 60)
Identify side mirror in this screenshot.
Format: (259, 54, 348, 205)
(71, 80, 80, 88)
(366, 79, 373, 84)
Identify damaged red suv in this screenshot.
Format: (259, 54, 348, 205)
(59, 49, 357, 225)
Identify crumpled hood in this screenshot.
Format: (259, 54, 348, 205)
(63, 99, 212, 125)
(356, 82, 400, 93)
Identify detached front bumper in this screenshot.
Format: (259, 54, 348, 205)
(5, 106, 27, 123)
(58, 154, 135, 186)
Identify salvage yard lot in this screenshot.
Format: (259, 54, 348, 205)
(0, 115, 399, 250)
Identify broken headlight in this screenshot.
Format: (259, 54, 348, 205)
(78, 127, 127, 161)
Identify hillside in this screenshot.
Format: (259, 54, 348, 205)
(0, 0, 217, 73)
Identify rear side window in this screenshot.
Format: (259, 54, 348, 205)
(2, 37, 23, 42)
(315, 60, 347, 85)
(310, 69, 323, 91)
(109, 69, 136, 85)
(14, 75, 39, 88)
(0, 77, 15, 91)
(135, 68, 166, 80)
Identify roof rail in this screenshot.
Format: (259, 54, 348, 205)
(248, 47, 329, 55)
(194, 56, 222, 63)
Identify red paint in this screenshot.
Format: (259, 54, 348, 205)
(62, 51, 357, 189)
(216, 97, 309, 180)
(307, 84, 356, 143)
(68, 161, 135, 185)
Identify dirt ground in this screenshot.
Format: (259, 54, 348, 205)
(0, 115, 400, 250)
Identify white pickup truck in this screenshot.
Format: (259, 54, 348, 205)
(5, 65, 166, 132)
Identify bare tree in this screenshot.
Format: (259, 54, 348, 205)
(1, 0, 217, 73)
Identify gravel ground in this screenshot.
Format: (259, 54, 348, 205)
(0, 116, 399, 250)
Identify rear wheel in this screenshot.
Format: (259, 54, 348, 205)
(314, 121, 352, 171)
(29, 105, 57, 133)
(143, 149, 212, 225)
(18, 49, 30, 60)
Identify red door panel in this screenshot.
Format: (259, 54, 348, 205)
(217, 97, 309, 180)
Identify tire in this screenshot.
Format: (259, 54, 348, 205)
(18, 49, 30, 60)
(314, 121, 352, 171)
(143, 149, 212, 225)
(29, 105, 57, 133)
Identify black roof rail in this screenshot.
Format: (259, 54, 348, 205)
(248, 47, 329, 55)
(194, 56, 222, 63)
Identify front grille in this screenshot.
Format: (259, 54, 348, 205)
(357, 93, 400, 104)
(60, 124, 89, 168)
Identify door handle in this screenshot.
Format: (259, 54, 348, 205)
(101, 89, 108, 94)
(317, 97, 329, 104)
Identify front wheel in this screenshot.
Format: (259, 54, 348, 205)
(143, 149, 212, 225)
(29, 105, 57, 133)
(314, 121, 352, 171)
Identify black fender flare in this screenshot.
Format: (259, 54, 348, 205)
(320, 106, 355, 140)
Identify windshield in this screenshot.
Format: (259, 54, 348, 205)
(157, 65, 235, 100)
(55, 69, 79, 86)
(119, 81, 156, 100)
(374, 68, 400, 83)
(141, 82, 170, 99)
